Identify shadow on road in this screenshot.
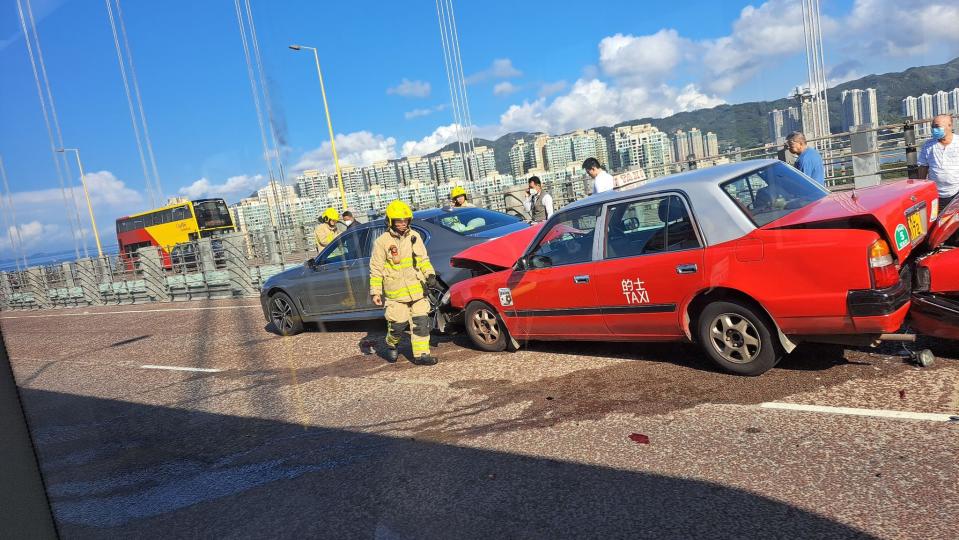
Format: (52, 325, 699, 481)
(21, 388, 870, 539)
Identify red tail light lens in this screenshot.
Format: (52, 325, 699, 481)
(868, 239, 899, 288)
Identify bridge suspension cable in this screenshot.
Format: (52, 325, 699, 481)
(15, 0, 85, 260)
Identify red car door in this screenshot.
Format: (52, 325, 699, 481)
(590, 194, 705, 338)
(506, 203, 609, 338)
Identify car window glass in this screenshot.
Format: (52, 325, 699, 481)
(721, 162, 829, 227)
(604, 195, 701, 258)
(340, 230, 367, 262)
(528, 204, 602, 269)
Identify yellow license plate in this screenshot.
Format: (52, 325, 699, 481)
(907, 210, 925, 241)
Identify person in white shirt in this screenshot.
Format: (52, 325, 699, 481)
(918, 114, 959, 209)
(583, 157, 614, 195)
(523, 176, 553, 223)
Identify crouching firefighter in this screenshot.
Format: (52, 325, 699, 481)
(369, 200, 439, 365)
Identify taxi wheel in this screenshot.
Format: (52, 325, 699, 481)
(697, 301, 780, 376)
(465, 302, 508, 352)
(269, 292, 304, 336)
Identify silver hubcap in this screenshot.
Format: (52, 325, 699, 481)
(270, 296, 296, 334)
(470, 308, 500, 345)
(708, 313, 760, 364)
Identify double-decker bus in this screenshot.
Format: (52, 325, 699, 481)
(115, 198, 236, 268)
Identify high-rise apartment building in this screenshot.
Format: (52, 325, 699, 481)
(687, 128, 706, 160)
(613, 124, 671, 178)
(508, 139, 537, 177)
(430, 151, 468, 184)
(570, 130, 609, 169)
(767, 107, 801, 145)
(364, 160, 399, 189)
(705, 132, 719, 157)
(468, 146, 497, 179)
(673, 129, 690, 162)
(543, 135, 576, 171)
(932, 90, 951, 116)
(397, 156, 433, 186)
(840, 88, 879, 132)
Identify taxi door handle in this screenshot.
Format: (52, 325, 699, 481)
(573, 275, 590, 284)
(676, 264, 698, 274)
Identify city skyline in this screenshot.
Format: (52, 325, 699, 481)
(3, 0, 959, 254)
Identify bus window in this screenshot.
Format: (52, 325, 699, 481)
(171, 206, 189, 222)
(193, 200, 232, 230)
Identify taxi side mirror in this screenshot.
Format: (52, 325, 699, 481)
(513, 256, 529, 271)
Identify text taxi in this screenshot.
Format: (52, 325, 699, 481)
(446, 160, 939, 375)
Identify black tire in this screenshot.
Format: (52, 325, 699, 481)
(268, 291, 304, 336)
(465, 301, 508, 352)
(696, 300, 781, 376)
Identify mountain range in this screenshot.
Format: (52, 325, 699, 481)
(432, 56, 959, 173)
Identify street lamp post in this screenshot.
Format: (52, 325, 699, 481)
(57, 148, 103, 258)
(289, 44, 347, 211)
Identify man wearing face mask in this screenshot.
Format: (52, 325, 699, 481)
(341, 210, 356, 231)
(523, 176, 553, 224)
(918, 114, 959, 210)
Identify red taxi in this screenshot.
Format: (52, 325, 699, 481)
(445, 160, 939, 375)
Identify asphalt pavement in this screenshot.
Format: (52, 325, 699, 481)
(2, 299, 958, 539)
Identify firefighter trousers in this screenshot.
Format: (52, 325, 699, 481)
(384, 297, 431, 357)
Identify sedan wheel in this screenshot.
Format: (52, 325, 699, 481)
(465, 301, 508, 352)
(708, 313, 760, 364)
(696, 300, 780, 376)
(269, 292, 304, 336)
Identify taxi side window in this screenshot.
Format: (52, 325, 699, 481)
(604, 195, 700, 259)
(528, 204, 602, 269)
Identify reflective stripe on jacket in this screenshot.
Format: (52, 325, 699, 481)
(369, 229, 435, 301)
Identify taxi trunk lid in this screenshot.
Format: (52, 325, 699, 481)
(766, 179, 940, 260)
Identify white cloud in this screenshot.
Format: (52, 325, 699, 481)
(400, 124, 463, 156)
(842, 0, 959, 57)
(387, 78, 431, 98)
(178, 174, 265, 201)
(404, 104, 447, 120)
(466, 58, 522, 84)
(493, 81, 520, 96)
(599, 30, 689, 83)
(499, 78, 723, 135)
(539, 80, 568, 97)
(293, 131, 397, 172)
(2, 170, 146, 254)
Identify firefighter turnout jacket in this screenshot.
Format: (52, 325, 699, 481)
(314, 222, 339, 250)
(369, 228, 435, 301)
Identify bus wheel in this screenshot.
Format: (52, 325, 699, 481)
(269, 292, 304, 336)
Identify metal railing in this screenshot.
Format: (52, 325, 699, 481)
(2, 115, 954, 311)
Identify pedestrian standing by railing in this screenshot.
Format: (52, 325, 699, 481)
(918, 114, 959, 210)
(785, 131, 825, 185)
(524, 176, 553, 224)
(583, 157, 614, 195)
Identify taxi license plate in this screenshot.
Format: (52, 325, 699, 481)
(906, 209, 925, 241)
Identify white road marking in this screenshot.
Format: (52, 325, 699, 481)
(760, 402, 956, 422)
(140, 365, 223, 373)
(1, 304, 260, 320)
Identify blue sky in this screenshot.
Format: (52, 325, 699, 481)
(2, 0, 959, 254)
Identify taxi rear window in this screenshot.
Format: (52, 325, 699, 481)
(720, 162, 829, 227)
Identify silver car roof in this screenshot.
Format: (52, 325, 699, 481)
(566, 159, 782, 246)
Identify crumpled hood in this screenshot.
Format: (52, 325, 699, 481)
(451, 223, 544, 271)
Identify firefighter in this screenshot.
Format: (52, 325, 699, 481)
(450, 186, 474, 208)
(314, 207, 340, 251)
(369, 200, 439, 365)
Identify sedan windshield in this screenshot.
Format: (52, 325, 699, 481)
(423, 208, 521, 236)
(720, 162, 829, 227)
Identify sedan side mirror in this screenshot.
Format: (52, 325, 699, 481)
(306, 258, 317, 270)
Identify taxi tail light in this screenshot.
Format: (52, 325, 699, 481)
(868, 239, 899, 289)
